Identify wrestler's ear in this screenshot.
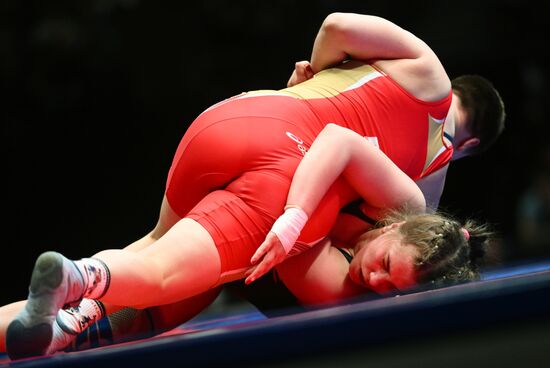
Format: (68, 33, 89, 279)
(456, 137, 480, 152)
(381, 221, 405, 233)
(452, 137, 480, 160)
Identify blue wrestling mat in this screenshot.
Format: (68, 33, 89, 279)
(2, 259, 550, 368)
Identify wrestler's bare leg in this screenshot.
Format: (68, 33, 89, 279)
(92, 194, 224, 307)
(0, 223, 165, 354)
(67, 287, 221, 352)
(5, 194, 221, 357)
(0, 289, 221, 353)
(93, 216, 221, 309)
(73, 197, 222, 347)
(7, 192, 224, 359)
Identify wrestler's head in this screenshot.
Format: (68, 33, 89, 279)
(349, 211, 493, 293)
(451, 74, 506, 158)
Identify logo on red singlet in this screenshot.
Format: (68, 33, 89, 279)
(285, 132, 308, 156)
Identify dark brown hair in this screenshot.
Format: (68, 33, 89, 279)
(451, 75, 506, 155)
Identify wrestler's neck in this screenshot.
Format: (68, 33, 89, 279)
(445, 92, 466, 145)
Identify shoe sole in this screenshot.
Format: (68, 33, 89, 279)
(6, 251, 65, 359)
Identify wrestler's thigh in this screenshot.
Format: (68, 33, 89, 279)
(137, 218, 222, 302)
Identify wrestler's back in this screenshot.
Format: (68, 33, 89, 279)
(235, 60, 453, 180)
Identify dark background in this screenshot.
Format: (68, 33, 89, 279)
(2, 0, 549, 307)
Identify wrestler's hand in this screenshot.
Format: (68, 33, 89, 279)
(287, 61, 314, 87)
(245, 232, 286, 284)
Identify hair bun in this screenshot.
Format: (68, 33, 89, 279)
(463, 220, 492, 269)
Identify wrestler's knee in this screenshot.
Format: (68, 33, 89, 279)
(141, 218, 222, 298)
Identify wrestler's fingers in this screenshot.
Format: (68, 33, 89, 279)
(298, 61, 314, 79)
(245, 256, 272, 284)
(287, 60, 313, 87)
(248, 240, 288, 284)
(250, 232, 278, 264)
(244, 267, 254, 278)
(295, 61, 313, 81)
(287, 70, 299, 88)
(244, 260, 272, 278)
(250, 241, 271, 265)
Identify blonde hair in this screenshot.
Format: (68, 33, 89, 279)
(376, 209, 493, 286)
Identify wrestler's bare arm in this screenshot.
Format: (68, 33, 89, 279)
(246, 125, 425, 283)
(287, 13, 427, 87)
(289, 13, 450, 99)
(309, 12, 429, 72)
(288, 123, 426, 218)
(414, 164, 449, 212)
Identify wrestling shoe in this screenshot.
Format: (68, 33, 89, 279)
(6, 251, 86, 359)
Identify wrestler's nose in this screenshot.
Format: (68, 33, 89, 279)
(369, 271, 391, 292)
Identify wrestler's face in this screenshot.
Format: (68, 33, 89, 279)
(349, 224, 418, 294)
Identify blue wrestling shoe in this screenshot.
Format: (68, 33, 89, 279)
(6, 251, 85, 359)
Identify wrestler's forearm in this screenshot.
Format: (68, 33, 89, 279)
(286, 124, 352, 216)
(287, 123, 425, 216)
(310, 12, 424, 72)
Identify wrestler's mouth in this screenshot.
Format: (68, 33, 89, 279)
(361, 269, 370, 287)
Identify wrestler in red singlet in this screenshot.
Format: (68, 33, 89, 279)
(165, 60, 453, 282)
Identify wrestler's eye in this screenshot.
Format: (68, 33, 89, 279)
(383, 254, 391, 274)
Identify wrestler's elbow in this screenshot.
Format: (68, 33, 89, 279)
(321, 122, 341, 132)
(382, 181, 426, 215)
(318, 123, 349, 146)
(321, 13, 354, 40)
(322, 13, 345, 31)
(319, 124, 357, 157)
(320, 123, 353, 140)
(404, 188, 426, 214)
(322, 12, 378, 38)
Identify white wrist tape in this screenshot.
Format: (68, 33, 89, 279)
(270, 207, 309, 254)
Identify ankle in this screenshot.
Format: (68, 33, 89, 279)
(56, 299, 105, 335)
(74, 258, 111, 300)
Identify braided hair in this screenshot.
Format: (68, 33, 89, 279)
(377, 209, 493, 286)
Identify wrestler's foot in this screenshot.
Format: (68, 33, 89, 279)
(46, 300, 105, 354)
(6, 251, 86, 359)
(67, 307, 151, 352)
